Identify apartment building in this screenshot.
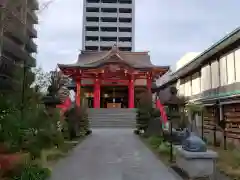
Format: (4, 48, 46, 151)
(82, 0, 135, 51)
(0, 0, 38, 69)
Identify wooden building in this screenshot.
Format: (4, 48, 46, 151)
(154, 27, 240, 146)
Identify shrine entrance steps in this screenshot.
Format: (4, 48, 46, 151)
(88, 108, 136, 128)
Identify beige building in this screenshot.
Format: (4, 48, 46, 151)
(154, 27, 240, 147)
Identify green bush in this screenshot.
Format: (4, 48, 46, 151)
(12, 164, 51, 180)
(64, 104, 90, 139)
(157, 143, 170, 154)
(147, 136, 163, 148)
(136, 91, 161, 132)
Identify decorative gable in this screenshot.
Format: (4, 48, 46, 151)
(86, 45, 133, 67)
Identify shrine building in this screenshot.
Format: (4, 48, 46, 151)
(58, 45, 169, 109)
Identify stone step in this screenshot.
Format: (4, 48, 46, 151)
(89, 119, 135, 122)
(88, 109, 136, 113)
(89, 114, 135, 116)
(88, 108, 136, 128)
(89, 119, 135, 121)
(89, 116, 136, 119)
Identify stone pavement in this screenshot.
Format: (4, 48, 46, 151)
(50, 128, 181, 180)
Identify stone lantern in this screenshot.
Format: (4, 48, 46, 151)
(42, 74, 62, 116)
(163, 87, 186, 162)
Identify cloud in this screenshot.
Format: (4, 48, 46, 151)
(37, 0, 240, 71)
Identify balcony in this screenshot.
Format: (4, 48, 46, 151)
(85, 41, 99, 46)
(99, 22, 118, 27)
(118, 13, 132, 18)
(5, 27, 25, 44)
(119, 22, 132, 27)
(27, 9, 38, 24)
(27, 23, 37, 38)
(86, 22, 99, 26)
(101, 12, 118, 18)
(118, 41, 132, 47)
(30, 0, 39, 10)
(99, 31, 118, 37)
(86, 31, 100, 36)
(86, 2, 132, 8)
(100, 41, 117, 47)
(26, 38, 37, 53)
(3, 36, 28, 61)
(86, 12, 99, 17)
(25, 54, 36, 67)
(0, 56, 16, 78)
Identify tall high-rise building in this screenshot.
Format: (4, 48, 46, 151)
(0, 0, 38, 67)
(82, 0, 135, 52)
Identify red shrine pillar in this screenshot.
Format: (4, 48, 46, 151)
(94, 78, 101, 108)
(128, 75, 135, 108)
(147, 76, 152, 93)
(76, 78, 81, 106)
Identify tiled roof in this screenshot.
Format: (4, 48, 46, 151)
(58, 45, 168, 70)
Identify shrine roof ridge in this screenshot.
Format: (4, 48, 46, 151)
(58, 45, 170, 74)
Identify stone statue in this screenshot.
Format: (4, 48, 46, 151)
(182, 129, 207, 152)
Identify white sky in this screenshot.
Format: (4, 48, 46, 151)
(37, 0, 240, 72)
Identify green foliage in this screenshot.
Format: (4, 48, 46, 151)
(12, 164, 51, 180)
(0, 65, 65, 158)
(157, 142, 171, 155)
(64, 102, 90, 139)
(136, 91, 161, 132)
(186, 102, 205, 114)
(147, 136, 163, 148)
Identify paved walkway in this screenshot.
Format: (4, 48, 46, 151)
(50, 128, 181, 180)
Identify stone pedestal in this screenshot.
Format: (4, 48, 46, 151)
(175, 146, 218, 179)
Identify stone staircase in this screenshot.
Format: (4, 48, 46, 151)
(88, 108, 136, 128)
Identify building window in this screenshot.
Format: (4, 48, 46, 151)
(179, 79, 185, 96)
(226, 52, 235, 85)
(100, 46, 112, 51)
(102, 0, 117, 3)
(100, 36, 117, 41)
(211, 60, 219, 88)
(119, 27, 132, 32)
(119, 0, 132, 4)
(86, 7, 99, 12)
(235, 47, 240, 82)
(119, 47, 131, 51)
(86, 17, 99, 22)
(191, 72, 201, 95)
(100, 27, 117, 32)
(201, 65, 211, 91)
(119, 8, 132, 13)
(85, 46, 99, 51)
(101, 8, 117, 13)
(118, 37, 132, 42)
(86, 36, 99, 41)
(86, 26, 99, 31)
(184, 76, 191, 97)
(101, 17, 117, 22)
(119, 17, 132, 23)
(87, 0, 100, 3)
(220, 56, 227, 86)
